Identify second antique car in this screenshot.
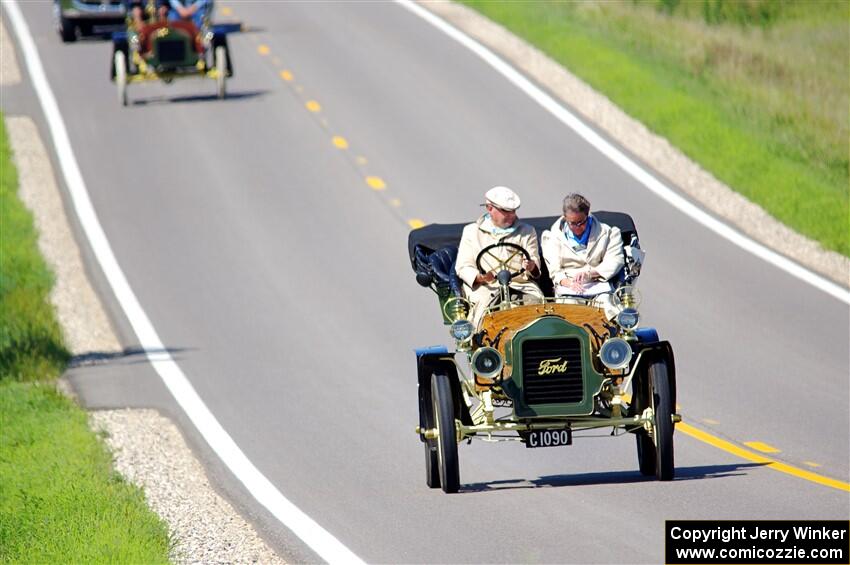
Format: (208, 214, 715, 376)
(109, 1, 236, 106)
(409, 213, 679, 493)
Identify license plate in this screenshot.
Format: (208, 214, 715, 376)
(525, 427, 572, 448)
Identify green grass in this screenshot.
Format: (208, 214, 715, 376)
(0, 383, 171, 563)
(0, 114, 171, 563)
(460, 0, 849, 256)
(0, 119, 69, 382)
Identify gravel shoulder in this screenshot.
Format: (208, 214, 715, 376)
(6, 113, 285, 565)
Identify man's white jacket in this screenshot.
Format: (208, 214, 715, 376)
(455, 215, 542, 295)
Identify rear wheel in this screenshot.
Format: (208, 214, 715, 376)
(431, 372, 459, 493)
(114, 50, 128, 106)
(215, 46, 226, 99)
(649, 358, 675, 480)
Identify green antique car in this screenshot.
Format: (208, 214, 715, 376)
(409, 213, 679, 493)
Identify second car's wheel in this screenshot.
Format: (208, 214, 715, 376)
(649, 357, 675, 481)
(114, 50, 128, 107)
(431, 372, 459, 494)
(215, 46, 227, 99)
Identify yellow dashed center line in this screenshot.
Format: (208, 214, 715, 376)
(744, 441, 781, 454)
(268, 59, 413, 227)
(258, 45, 270, 56)
(677, 423, 849, 492)
(804, 461, 822, 468)
(220, 6, 232, 15)
(366, 176, 386, 191)
(701, 418, 720, 425)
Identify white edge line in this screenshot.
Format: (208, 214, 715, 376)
(2, 2, 364, 563)
(396, 0, 850, 305)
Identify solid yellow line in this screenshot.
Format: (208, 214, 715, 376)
(677, 422, 850, 492)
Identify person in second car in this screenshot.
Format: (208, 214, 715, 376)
(541, 192, 624, 305)
(455, 186, 544, 327)
(167, 0, 209, 28)
(124, 0, 169, 30)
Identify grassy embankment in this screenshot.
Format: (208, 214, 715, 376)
(0, 115, 170, 563)
(461, 0, 849, 257)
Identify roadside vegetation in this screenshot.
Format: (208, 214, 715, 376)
(0, 116, 170, 563)
(461, 0, 849, 256)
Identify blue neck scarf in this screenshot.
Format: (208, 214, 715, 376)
(484, 213, 517, 236)
(565, 215, 593, 249)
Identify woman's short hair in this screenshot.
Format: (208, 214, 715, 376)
(563, 193, 590, 215)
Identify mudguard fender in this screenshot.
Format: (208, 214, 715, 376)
(415, 347, 472, 441)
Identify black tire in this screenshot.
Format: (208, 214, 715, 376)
(649, 357, 675, 481)
(431, 372, 460, 493)
(635, 430, 656, 476)
(422, 377, 440, 489)
(59, 16, 76, 42)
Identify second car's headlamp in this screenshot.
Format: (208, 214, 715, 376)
(599, 338, 633, 370)
(471, 347, 504, 378)
(449, 320, 474, 341)
(616, 307, 640, 331)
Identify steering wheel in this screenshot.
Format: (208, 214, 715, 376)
(475, 242, 532, 280)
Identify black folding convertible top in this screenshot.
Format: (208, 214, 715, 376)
(407, 212, 637, 269)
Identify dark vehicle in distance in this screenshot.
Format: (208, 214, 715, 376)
(54, 0, 126, 42)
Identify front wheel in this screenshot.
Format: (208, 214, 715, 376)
(431, 372, 459, 493)
(635, 430, 655, 476)
(649, 357, 675, 480)
(214, 46, 226, 99)
(114, 50, 128, 106)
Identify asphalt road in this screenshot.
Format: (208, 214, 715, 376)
(4, 2, 849, 563)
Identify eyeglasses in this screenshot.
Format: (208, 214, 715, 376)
(566, 217, 588, 228)
(487, 203, 516, 214)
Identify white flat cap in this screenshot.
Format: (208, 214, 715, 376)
(484, 185, 521, 211)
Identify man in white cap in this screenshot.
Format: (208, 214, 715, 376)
(455, 186, 544, 327)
